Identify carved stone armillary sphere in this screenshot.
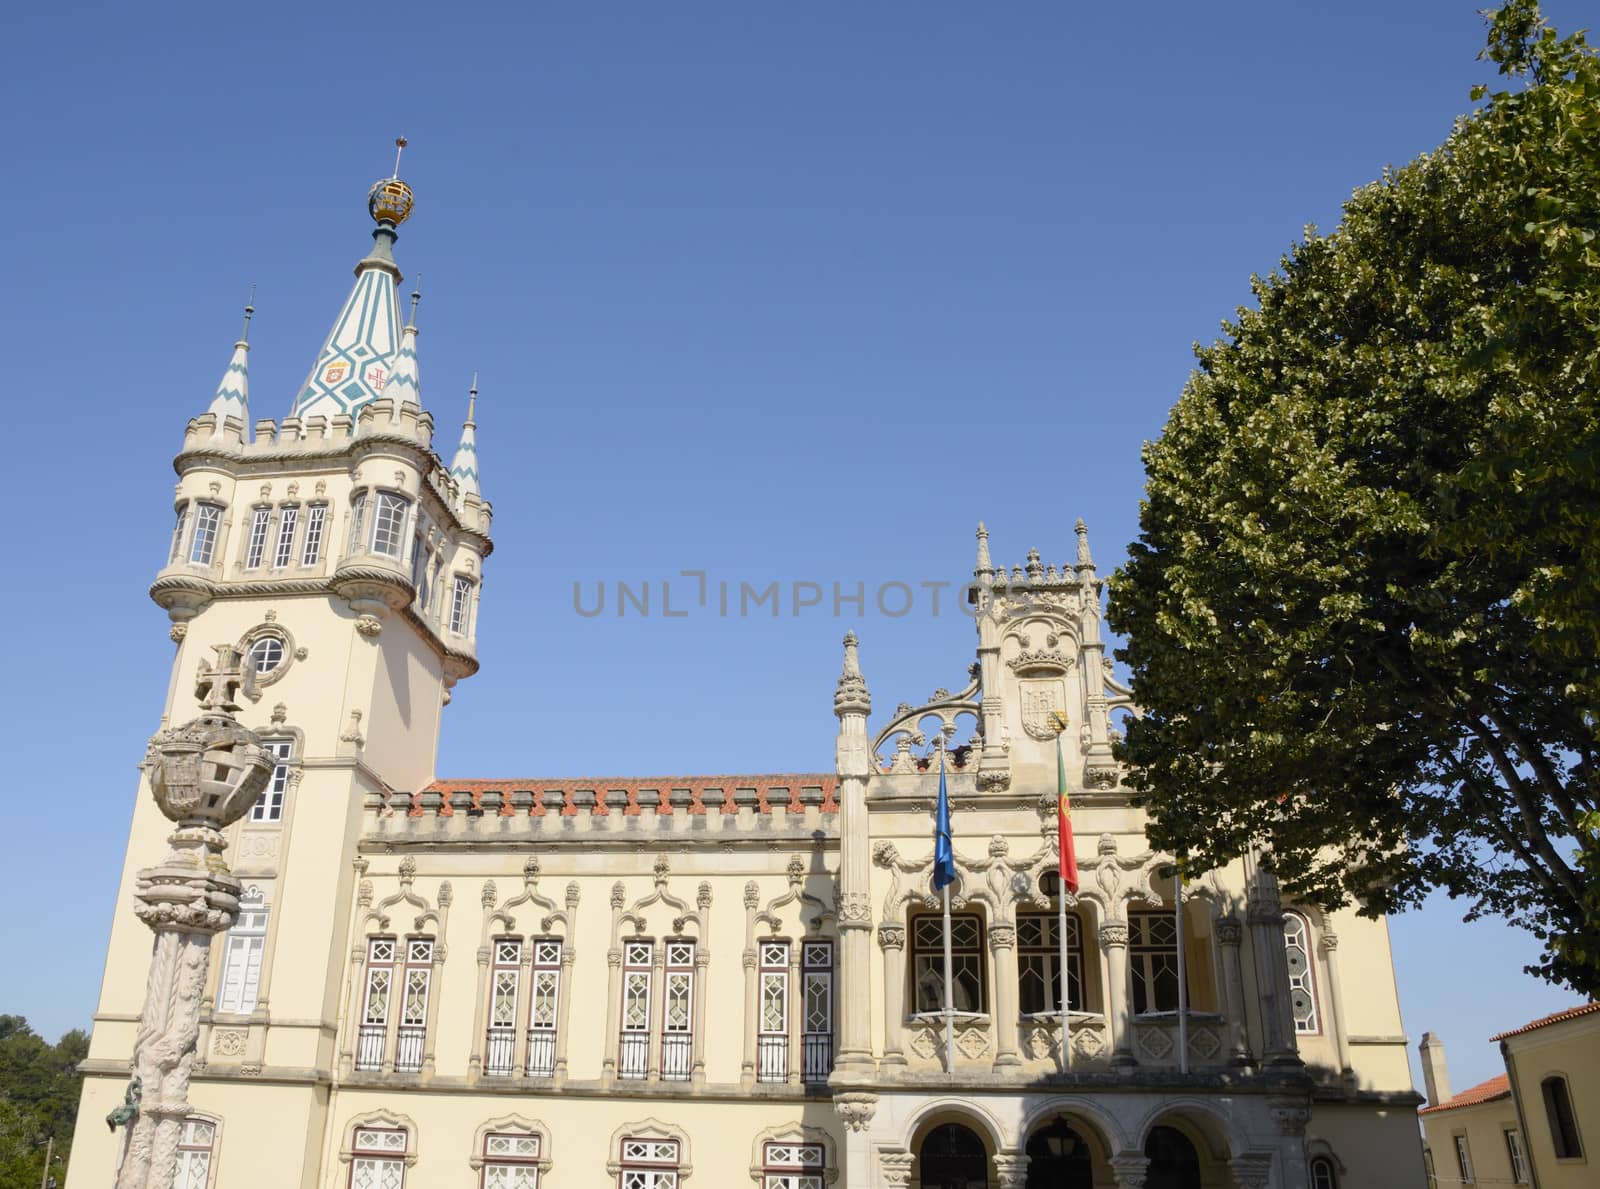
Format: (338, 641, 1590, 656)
(113, 645, 272, 1189)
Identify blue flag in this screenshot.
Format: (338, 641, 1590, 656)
(932, 755, 956, 891)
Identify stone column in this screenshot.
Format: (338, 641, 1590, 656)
(692, 944, 711, 1088)
(554, 882, 579, 1088)
(1246, 867, 1300, 1068)
(989, 922, 1022, 1069)
(1109, 1152, 1148, 1188)
(510, 940, 534, 1078)
(1100, 920, 1135, 1066)
(115, 646, 273, 1189)
(467, 881, 496, 1082)
(740, 883, 759, 1090)
(339, 937, 368, 1078)
(786, 943, 804, 1087)
(1320, 930, 1353, 1084)
(833, 633, 876, 1077)
(879, 1150, 914, 1189)
(1214, 914, 1251, 1066)
(878, 924, 907, 1065)
(994, 1153, 1030, 1188)
(600, 883, 625, 1088)
(647, 944, 666, 1081)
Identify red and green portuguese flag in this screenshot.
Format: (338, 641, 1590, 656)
(1057, 735, 1080, 894)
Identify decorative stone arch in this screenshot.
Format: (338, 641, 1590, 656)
(338, 1108, 418, 1168)
(747, 1122, 838, 1185)
(1019, 1097, 1130, 1163)
(468, 1113, 553, 1178)
(1132, 1100, 1235, 1188)
(904, 1095, 1012, 1155)
(607, 1117, 693, 1182)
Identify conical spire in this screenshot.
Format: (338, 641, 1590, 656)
(834, 630, 871, 718)
(1074, 518, 1097, 575)
(450, 376, 480, 499)
(382, 282, 423, 421)
(290, 158, 415, 420)
(204, 295, 253, 433)
(974, 522, 993, 581)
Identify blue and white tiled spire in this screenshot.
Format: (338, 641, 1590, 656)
(382, 283, 423, 419)
(450, 377, 480, 499)
(204, 298, 253, 432)
(290, 173, 416, 420)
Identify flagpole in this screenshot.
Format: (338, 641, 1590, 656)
(1057, 866, 1071, 1073)
(942, 881, 954, 1075)
(1175, 870, 1189, 1075)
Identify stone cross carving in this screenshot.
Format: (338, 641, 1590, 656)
(116, 649, 272, 1189)
(194, 643, 255, 712)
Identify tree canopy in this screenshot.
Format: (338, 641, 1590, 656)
(1107, 0, 1600, 992)
(0, 1016, 86, 1188)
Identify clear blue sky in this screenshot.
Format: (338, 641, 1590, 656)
(0, 0, 1585, 1096)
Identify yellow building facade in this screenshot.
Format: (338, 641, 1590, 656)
(69, 178, 1429, 1189)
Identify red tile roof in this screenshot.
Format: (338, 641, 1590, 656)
(417, 774, 837, 816)
(1418, 1074, 1512, 1115)
(1489, 1001, 1600, 1041)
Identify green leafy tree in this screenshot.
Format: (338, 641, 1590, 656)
(1107, 0, 1600, 991)
(0, 1017, 86, 1189)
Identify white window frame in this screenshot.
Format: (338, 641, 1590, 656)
(189, 502, 223, 567)
(1309, 1154, 1337, 1189)
(762, 1141, 826, 1189)
(302, 503, 328, 566)
(1505, 1129, 1529, 1183)
(356, 936, 397, 1071)
(485, 938, 522, 1076)
(757, 940, 788, 1083)
(244, 506, 271, 570)
(349, 1127, 408, 1189)
(249, 737, 292, 822)
(619, 940, 653, 1081)
(370, 492, 409, 557)
(801, 940, 834, 1083)
(450, 575, 475, 635)
(618, 1137, 680, 1189)
(1129, 911, 1183, 1015)
(170, 505, 189, 563)
(1019, 911, 1085, 1015)
(1454, 1135, 1472, 1184)
(216, 891, 268, 1014)
(394, 938, 432, 1074)
(912, 913, 986, 1014)
(273, 504, 300, 568)
(1284, 911, 1320, 1034)
(173, 1116, 218, 1189)
(247, 634, 287, 677)
(527, 938, 562, 1077)
(481, 1132, 542, 1189)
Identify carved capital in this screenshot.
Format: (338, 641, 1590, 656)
(1319, 929, 1339, 953)
(1109, 1152, 1149, 1189)
(1099, 921, 1129, 948)
(1215, 914, 1243, 946)
(879, 1150, 915, 1188)
(833, 1092, 877, 1133)
(976, 767, 1012, 792)
(1231, 1152, 1275, 1189)
(988, 923, 1016, 951)
(877, 924, 906, 952)
(354, 614, 383, 637)
(1268, 1095, 1311, 1136)
(838, 891, 871, 925)
(993, 1154, 1030, 1189)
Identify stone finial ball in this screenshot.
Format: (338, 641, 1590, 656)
(368, 178, 415, 226)
(146, 712, 274, 828)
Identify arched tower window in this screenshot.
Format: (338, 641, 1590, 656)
(1282, 911, 1320, 1033)
(1542, 1075, 1584, 1158)
(1310, 1155, 1337, 1189)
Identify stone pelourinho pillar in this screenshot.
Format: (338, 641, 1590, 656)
(115, 646, 272, 1189)
(832, 632, 875, 1077)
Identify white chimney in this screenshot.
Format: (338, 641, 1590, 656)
(1419, 1031, 1452, 1106)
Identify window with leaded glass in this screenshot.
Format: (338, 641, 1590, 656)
(1129, 912, 1185, 1014)
(619, 1137, 679, 1189)
(302, 503, 327, 566)
(450, 575, 474, 634)
(394, 938, 432, 1073)
(482, 1132, 541, 1189)
(527, 939, 561, 1077)
(247, 634, 286, 676)
(347, 492, 368, 556)
(244, 507, 271, 569)
(912, 914, 986, 1014)
(619, 940, 653, 1080)
(1018, 911, 1085, 1014)
(802, 940, 834, 1082)
(349, 1127, 407, 1189)
(216, 890, 267, 1013)
(170, 505, 189, 563)
(370, 492, 409, 557)
(757, 941, 789, 1083)
(485, 939, 521, 1076)
(189, 502, 222, 566)
(273, 505, 299, 568)
(249, 737, 292, 822)
(762, 1141, 826, 1189)
(355, 936, 396, 1071)
(662, 940, 695, 1081)
(1283, 911, 1320, 1033)
(173, 1117, 216, 1189)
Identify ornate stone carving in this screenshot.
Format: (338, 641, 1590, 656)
(976, 768, 1012, 792)
(879, 1151, 915, 1188)
(1268, 1095, 1311, 1135)
(169, 624, 188, 643)
(1215, 914, 1243, 945)
(838, 891, 871, 925)
(993, 1154, 1030, 1189)
(832, 1092, 877, 1133)
(1109, 1153, 1149, 1189)
(877, 924, 905, 951)
(833, 631, 871, 718)
(1231, 1151, 1275, 1189)
(355, 614, 383, 637)
(339, 709, 365, 747)
(1099, 921, 1129, 948)
(988, 923, 1016, 950)
(212, 1028, 245, 1057)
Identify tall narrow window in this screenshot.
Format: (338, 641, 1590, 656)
(662, 940, 695, 1081)
(190, 503, 222, 566)
(411, 532, 430, 608)
(216, 891, 268, 1014)
(482, 1133, 542, 1189)
(761, 1142, 826, 1189)
(618, 1137, 679, 1189)
(173, 1118, 216, 1189)
(356, 937, 395, 1071)
(244, 507, 271, 569)
(802, 940, 834, 1083)
(1018, 912, 1085, 1014)
(1129, 912, 1184, 1014)
(273, 505, 299, 568)
(170, 505, 189, 563)
(912, 914, 986, 1013)
(527, 939, 561, 1077)
(1309, 1156, 1337, 1189)
(619, 940, 653, 1080)
(1504, 1129, 1529, 1183)
(1542, 1075, 1583, 1158)
(249, 738, 292, 822)
(370, 492, 409, 557)
(485, 939, 521, 1076)
(427, 558, 443, 614)
(394, 938, 432, 1074)
(302, 503, 327, 566)
(757, 941, 789, 1083)
(349, 1127, 407, 1189)
(347, 492, 368, 556)
(1283, 911, 1320, 1033)
(1454, 1135, 1473, 1184)
(450, 576, 474, 635)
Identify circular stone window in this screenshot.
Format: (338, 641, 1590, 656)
(236, 620, 299, 690)
(248, 635, 286, 675)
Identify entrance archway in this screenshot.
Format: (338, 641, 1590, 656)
(920, 1122, 988, 1189)
(1024, 1118, 1093, 1189)
(1143, 1125, 1201, 1189)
